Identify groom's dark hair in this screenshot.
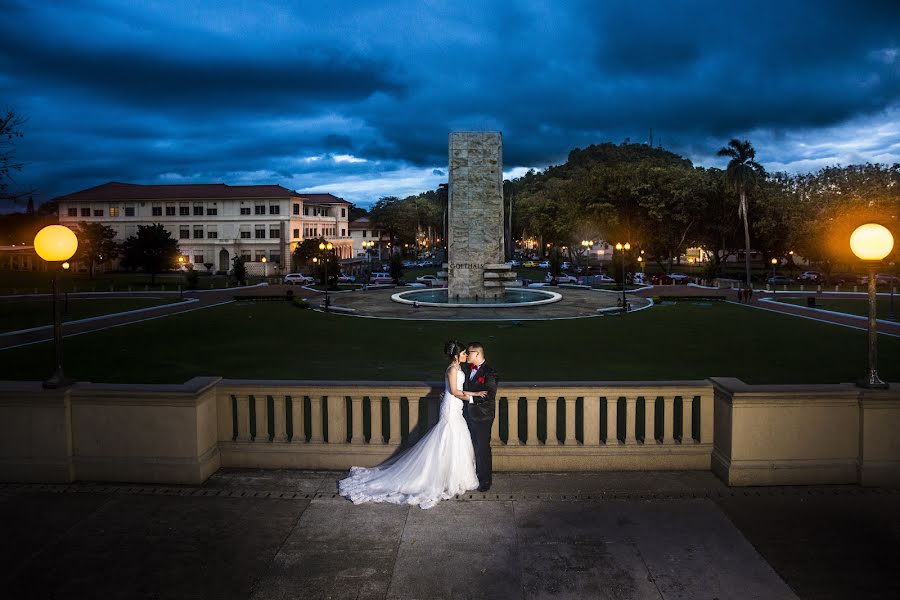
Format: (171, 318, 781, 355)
(467, 341, 485, 354)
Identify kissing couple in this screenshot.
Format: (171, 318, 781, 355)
(338, 340, 498, 509)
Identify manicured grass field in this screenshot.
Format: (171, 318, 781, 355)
(777, 297, 898, 319)
(0, 297, 183, 333)
(0, 271, 239, 294)
(1, 300, 897, 385)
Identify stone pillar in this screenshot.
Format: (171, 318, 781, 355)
(583, 396, 600, 445)
(643, 397, 655, 444)
(309, 396, 324, 444)
(272, 396, 288, 443)
(526, 396, 538, 445)
(388, 396, 402, 445)
(447, 131, 506, 299)
(545, 398, 560, 446)
(370, 397, 385, 445)
(290, 396, 305, 443)
(507, 398, 522, 446)
(663, 396, 676, 444)
(254, 395, 268, 441)
(605, 397, 618, 444)
(624, 396, 637, 445)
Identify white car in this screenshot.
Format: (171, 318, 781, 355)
(283, 273, 314, 285)
(416, 275, 440, 285)
(337, 274, 357, 283)
(590, 274, 616, 284)
(667, 272, 690, 282)
(545, 273, 579, 284)
(538, 260, 551, 269)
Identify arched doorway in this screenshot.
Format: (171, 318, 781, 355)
(219, 248, 230, 273)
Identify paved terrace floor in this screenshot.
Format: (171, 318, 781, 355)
(2, 470, 897, 599)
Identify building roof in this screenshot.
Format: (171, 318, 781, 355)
(349, 216, 372, 230)
(54, 182, 304, 203)
(296, 193, 351, 205)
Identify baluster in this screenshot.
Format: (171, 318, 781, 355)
(663, 396, 676, 444)
(309, 396, 324, 444)
(290, 396, 305, 443)
(326, 395, 347, 444)
(643, 397, 656, 444)
(507, 398, 522, 446)
(682, 396, 694, 443)
(491, 405, 501, 445)
(370, 397, 385, 445)
(272, 395, 288, 443)
(254, 395, 268, 441)
(350, 396, 365, 444)
(427, 395, 440, 430)
(583, 395, 600, 445)
(545, 397, 560, 446)
(526, 396, 538, 445)
(236, 395, 250, 442)
(387, 396, 402, 445)
(624, 396, 637, 445)
(605, 397, 618, 444)
(564, 397, 577, 445)
(699, 394, 712, 444)
(407, 397, 421, 443)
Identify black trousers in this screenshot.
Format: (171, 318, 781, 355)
(466, 415, 493, 486)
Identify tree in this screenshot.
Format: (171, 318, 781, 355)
(121, 224, 179, 283)
(717, 139, 764, 288)
(370, 196, 417, 252)
(231, 255, 247, 285)
(389, 252, 404, 284)
(74, 221, 120, 279)
(292, 237, 326, 269)
(0, 108, 33, 205)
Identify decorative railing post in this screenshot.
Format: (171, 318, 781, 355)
(370, 397, 385, 445)
(564, 397, 577, 445)
(583, 395, 600, 445)
(545, 397, 560, 446)
(682, 396, 694, 443)
(272, 395, 288, 443)
(309, 396, 325, 444)
(236, 395, 250, 442)
(407, 397, 421, 443)
(387, 396, 401, 445)
(254, 395, 268, 441)
(350, 396, 364, 444)
(290, 396, 305, 443)
(506, 398, 522, 446)
(605, 397, 618, 444)
(624, 396, 637, 445)
(643, 397, 655, 444)
(663, 396, 676, 444)
(526, 396, 538, 445)
(326, 395, 347, 444)
(491, 405, 501, 445)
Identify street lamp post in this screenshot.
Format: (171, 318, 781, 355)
(850, 223, 894, 389)
(34, 225, 79, 389)
(261, 256, 267, 281)
(319, 241, 334, 311)
(363, 240, 375, 288)
(770, 258, 778, 298)
(615, 242, 631, 312)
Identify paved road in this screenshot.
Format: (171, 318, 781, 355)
(1, 470, 896, 599)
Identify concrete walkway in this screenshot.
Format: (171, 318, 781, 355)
(2, 470, 897, 599)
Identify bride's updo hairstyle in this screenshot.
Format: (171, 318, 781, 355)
(444, 340, 466, 361)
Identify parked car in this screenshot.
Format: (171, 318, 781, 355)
(369, 272, 394, 284)
(589, 274, 616, 285)
(632, 273, 648, 285)
(545, 272, 579, 284)
(560, 261, 571, 270)
(522, 260, 538, 268)
(667, 272, 690, 282)
(538, 260, 551, 269)
(337, 274, 357, 283)
(860, 273, 900, 285)
(766, 275, 794, 285)
(416, 274, 440, 285)
(797, 271, 821, 282)
(402, 260, 416, 268)
(509, 259, 521, 267)
(283, 273, 315, 285)
(830, 273, 863, 285)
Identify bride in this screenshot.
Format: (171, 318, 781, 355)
(338, 340, 484, 509)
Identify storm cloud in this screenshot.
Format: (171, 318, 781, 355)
(2, 0, 899, 206)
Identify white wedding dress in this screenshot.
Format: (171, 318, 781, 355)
(338, 367, 479, 509)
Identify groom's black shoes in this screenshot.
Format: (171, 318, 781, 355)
(477, 482, 491, 492)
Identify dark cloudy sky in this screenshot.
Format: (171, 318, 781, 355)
(2, 0, 899, 208)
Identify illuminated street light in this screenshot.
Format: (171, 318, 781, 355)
(34, 225, 78, 388)
(850, 224, 894, 388)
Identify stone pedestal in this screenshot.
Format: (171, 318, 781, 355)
(447, 132, 515, 299)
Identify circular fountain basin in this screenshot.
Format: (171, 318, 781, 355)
(392, 287, 562, 308)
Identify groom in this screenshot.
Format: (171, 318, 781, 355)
(463, 342, 498, 492)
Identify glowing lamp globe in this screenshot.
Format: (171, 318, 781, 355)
(34, 225, 78, 262)
(850, 224, 894, 261)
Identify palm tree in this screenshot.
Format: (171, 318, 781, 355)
(717, 139, 764, 289)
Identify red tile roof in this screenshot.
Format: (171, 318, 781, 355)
(296, 192, 351, 205)
(54, 182, 303, 203)
(349, 216, 373, 230)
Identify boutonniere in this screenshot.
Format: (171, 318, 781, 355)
(477, 376, 485, 384)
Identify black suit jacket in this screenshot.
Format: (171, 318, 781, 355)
(462, 362, 499, 422)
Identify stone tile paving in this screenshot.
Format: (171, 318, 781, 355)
(1, 470, 896, 599)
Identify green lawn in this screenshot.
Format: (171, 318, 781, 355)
(1, 301, 897, 385)
(0, 297, 184, 333)
(0, 271, 271, 294)
(777, 297, 899, 320)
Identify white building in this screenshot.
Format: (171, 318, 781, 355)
(348, 216, 389, 259)
(55, 182, 352, 272)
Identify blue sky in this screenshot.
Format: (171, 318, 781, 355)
(2, 0, 899, 208)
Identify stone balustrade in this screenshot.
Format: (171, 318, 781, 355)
(1, 378, 897, 487)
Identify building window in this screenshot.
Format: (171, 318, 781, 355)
(255, 228, 265, 239)
(125, 207, 135, 217)
(341, 208, 346, 217)
(180, 206, 190, 216)
(194, 254, 204, 264)
(269, 228, 280, 238)
(240, 207, 251, 215)
(304, 206, 309, 216)
(293, 228, 299, 238)
(207, 230, 218, 239)
(92, 209, 103, 217)
(362, 230, 367, 238)
(293, 203, 300, 215)
(152, 206, 162, 216)
(179, 229, 190, 239)
(269, 205, 279, 215)
(255, 253, 266, 261)
(270, 254, 281, 265)
(241, 252, 251, 262)
(240, 231, 251, 239)
(67, 208, 78, 217)
(341, 228, 346, 237)
(193, 205, 204, 216)
(109, 207, 120, 217)
(81, 208, 91, 217)
(194, 228, 203, 239)
(207, 207, 217, 216)
(166, 206, 176, 216)
(255, 205, 265, 215)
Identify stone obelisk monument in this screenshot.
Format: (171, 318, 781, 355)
(446, 131, 516, 299)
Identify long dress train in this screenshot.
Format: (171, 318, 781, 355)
(338, 368, 479, 509)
